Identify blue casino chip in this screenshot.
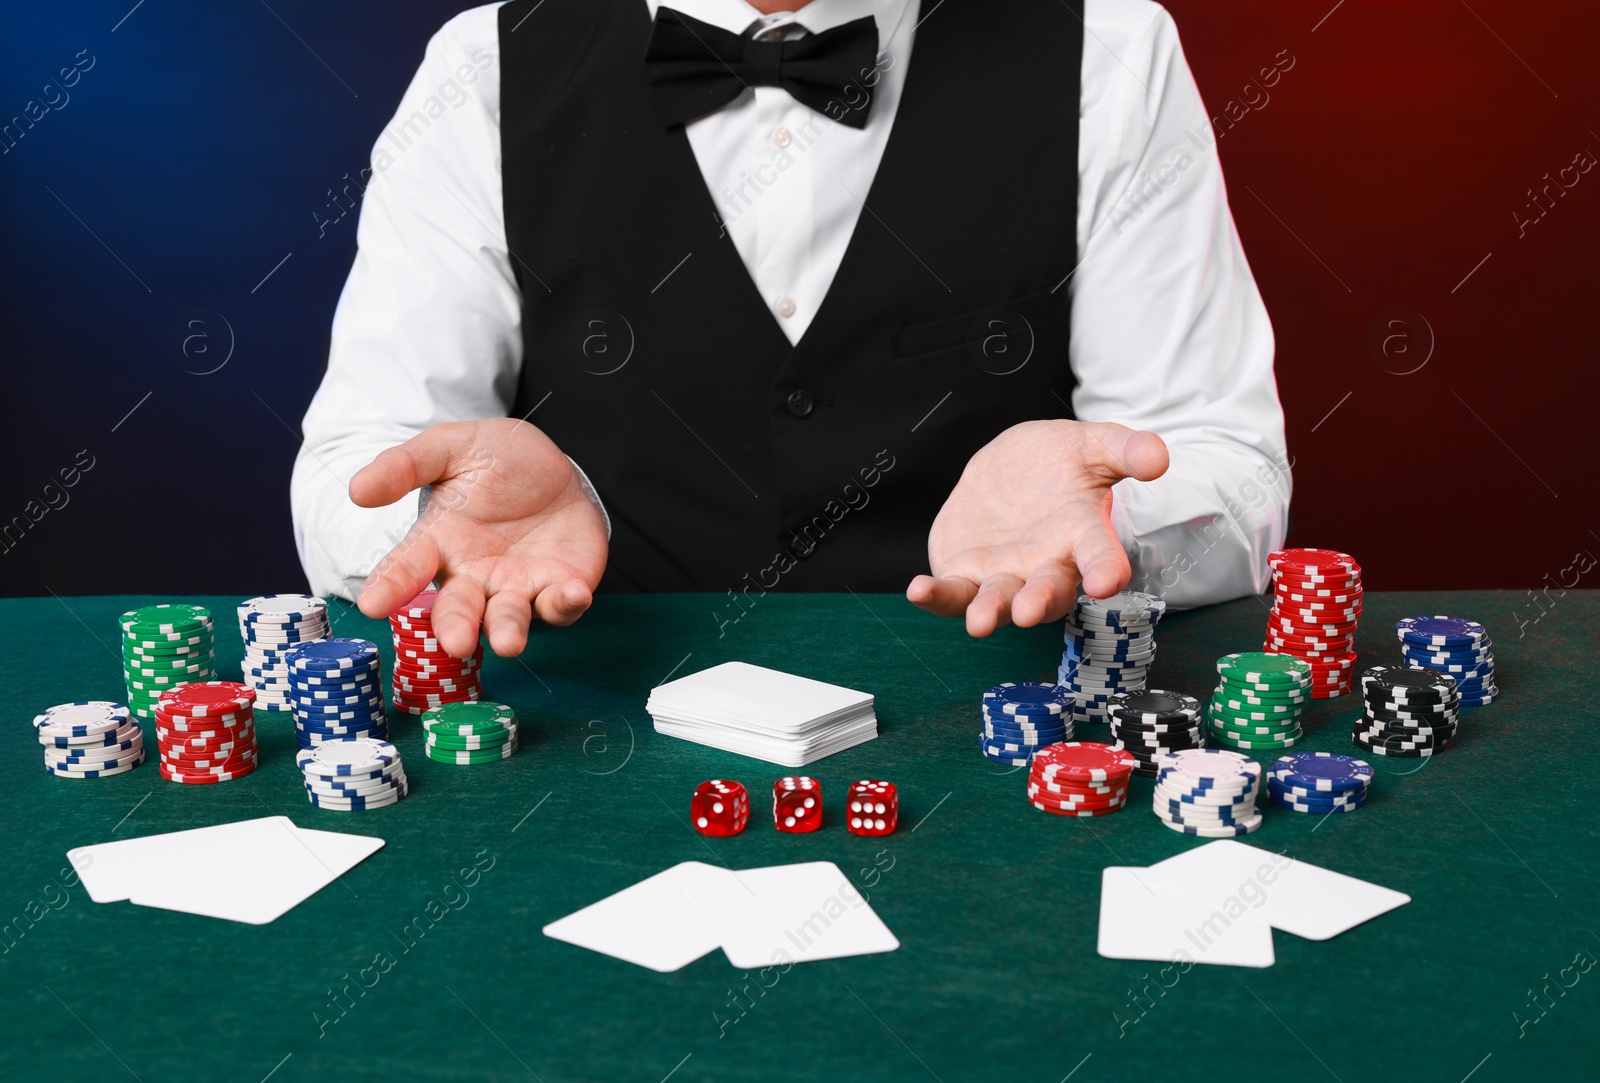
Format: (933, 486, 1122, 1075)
(982, 682, 1073, 716)
(1394, 615, 1487, 649)
(1268, 752, 1373, 793)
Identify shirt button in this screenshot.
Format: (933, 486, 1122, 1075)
(771, 127, 793, 148)
(775, 297, 796, 318)
(786, 390, 815, 418)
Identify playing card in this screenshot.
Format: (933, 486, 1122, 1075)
(70, 817, 385, 924)
(682, 860, 899, 968)
(119, 818, 385, 924)
(1098, 866, 1276, 968)
(1144, 840, 1410, 941)
(69, 817, 296, 903)
(542, 862, 723, 973)
(544, 860, 899, 971)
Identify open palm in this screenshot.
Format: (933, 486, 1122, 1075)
(907, 419, 1169, 636)
(350, 418, 609, 657)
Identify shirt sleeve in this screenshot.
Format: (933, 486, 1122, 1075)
(1072, 0, 1290, 608)
(290, 4, 519, 601)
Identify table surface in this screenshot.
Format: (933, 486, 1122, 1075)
(2, 590, 1596, 1082)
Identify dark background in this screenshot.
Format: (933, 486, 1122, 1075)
(1, 0, 1595, 598)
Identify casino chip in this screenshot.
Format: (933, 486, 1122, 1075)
(978, 682, 1074, 764)
(1151, 749, 1263, 836)
(239, 595, 330, 712)
(120, 604, 217, 721)
(420, 701, 519, 765)
(1261, 548, 1362, 699)
(155, 682, 259, 784)
(1105, 690, 1204, 778)
(389, 590, 484, 716)
(1208, 652, 1310, 750)
(298, 737, 409, 810)
(1394, 616, 1498, 707)
(36, 701, 146, 779)
(1058, 592, 1167, 728)
(284, 638, 388, 751)
(1352, 665, 1460, 756)
(1267, 752, 1372, 814)
(1027, 742, 1136, 816)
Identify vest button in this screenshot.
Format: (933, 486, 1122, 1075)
(786, 390, 815, 418)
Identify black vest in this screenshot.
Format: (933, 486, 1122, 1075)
(500, 0, 1083, 593)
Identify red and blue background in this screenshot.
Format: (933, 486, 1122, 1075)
(0, 0, 1593, 597)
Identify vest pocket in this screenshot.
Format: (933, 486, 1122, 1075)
(890, 287, 1065, 360)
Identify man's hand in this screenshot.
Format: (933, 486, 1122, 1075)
(350, 419, 609, 658)
(908, 419, 1169, 637)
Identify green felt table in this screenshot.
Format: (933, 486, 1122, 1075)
(2, 590, 1597, 1082)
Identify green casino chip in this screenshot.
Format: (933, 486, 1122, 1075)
(420, 701, 517, 736)
(425, 729, 515, 751)
(424, 740, 518, 765)
(1207, 697, 1305, 723)
(1215, 652, 1311, 688)
(1213, 682, 1308, 704)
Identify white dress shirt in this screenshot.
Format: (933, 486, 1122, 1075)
(292, 0, 1290, 607)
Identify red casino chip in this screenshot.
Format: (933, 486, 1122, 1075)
(157, 681, 255, 718)
(1268, 548, 1360, 576)
(159, 760, 258, 784)
(1029, 742, 1137, 783)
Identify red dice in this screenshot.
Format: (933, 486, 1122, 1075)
(846, 779, 898, 836)
(691, 779, 749, 837)
(773, 776, 822, 832)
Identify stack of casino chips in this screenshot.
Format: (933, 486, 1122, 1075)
(1058, 591, 1167, 727)
(1151, 748, 1263, 837)
(1267, 752, 1373, 814)
(1105, 690, 1204, 777)
(979, 681, 1073, 765)
(1208, 652, 1311, 751)
(297, 737, 409, 811)
(238, 594, 330, 712)
(1395, 615, 1498, 707)
(35, 701, 145, 779)
(389, 589, 484, 716)
(120, 604, 216, 721)
(1026, 742, 1135, 817)
(283, 638, 388, 750)
(155, 682, 258, 784)
(1263, 548, 1361, 698)
(420, 701, 519, 765)
(1353, 664, 1459, 758)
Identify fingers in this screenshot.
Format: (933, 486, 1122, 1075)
(349, 425, 465, 509)
(482, 589, 535, 657)
(476, 572, 594, 658)
(906, 574, 979, 618)
(1082, 423, 1170, 484)
(429, 576, 489, 658)
(1011, 564, 1081, 628)
(356, 530, 441, 620)
(965, 573, 1026, 638)
(1073, 514, 1133, 600)
(1122, 429, 1171, 480)
(533, 578, 594, 628)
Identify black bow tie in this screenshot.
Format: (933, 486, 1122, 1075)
(644, 7, 880, 129)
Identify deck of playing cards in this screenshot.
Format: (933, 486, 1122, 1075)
(646, 661, 878, 766)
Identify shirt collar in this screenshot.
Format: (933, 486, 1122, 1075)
(645, 0, 910, 41)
